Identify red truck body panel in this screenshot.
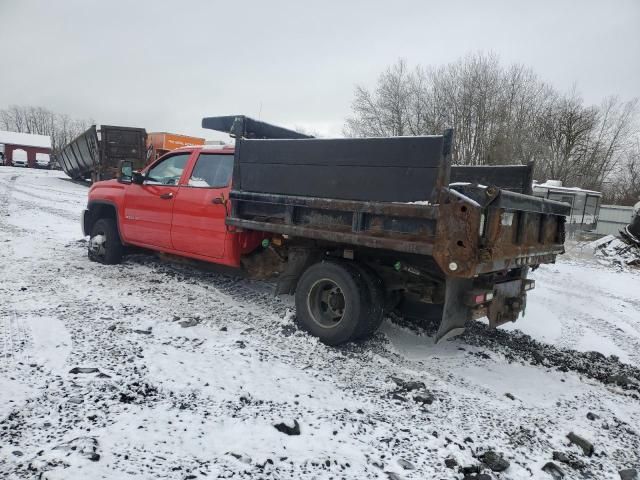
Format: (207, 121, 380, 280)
(87, 146, 265, 268)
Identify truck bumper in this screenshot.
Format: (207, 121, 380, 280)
(486, 277, 532, 327)
(435, 275, 535, 343)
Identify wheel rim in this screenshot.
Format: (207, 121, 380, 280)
(307, 278, 346, 328)
(89, 232, 107, 258)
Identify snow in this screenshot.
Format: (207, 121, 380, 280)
(575, 328, 629, 361)
(28, 315, 72, 373)
(0, 130, 52, 149)
(587, 234, 616, 249)
(590, 235, 640, 267)
(504, 254, 640, 363)
(12, 149, 27, 160)
(535, 182, 601, 195)
(504, 298, 563, 344)
(0, 166, 639, 479)
(188, 177, 210, 187)
(457, 362, 585, 408)
(0, 379, 34, 420)
(450, 181, 488, 188)
(398, 200, 431, 205)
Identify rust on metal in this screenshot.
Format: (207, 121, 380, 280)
(225, 217, 436, 256)
(230, 191, 438, 219)
(228, 184, 568, 279)
(431, 189, 482, 278)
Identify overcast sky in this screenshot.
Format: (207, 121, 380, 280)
(0, 0, 638, 141)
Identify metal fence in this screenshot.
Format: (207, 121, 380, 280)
(532, 186, 601, 233)
(595, 205, 634, 236)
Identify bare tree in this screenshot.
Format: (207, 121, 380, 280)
(602, 140, 640, 205)
(535, 89, 598, 184)
(581, 97, 638, 191)
(345, 54, 638, 196)
(0, 105, 92, 155)
(346, 53, 558, 166)
(344, 59, 414, 137)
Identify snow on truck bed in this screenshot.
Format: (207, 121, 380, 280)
(0, 166, 639, 479)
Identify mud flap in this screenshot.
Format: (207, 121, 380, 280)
(435, 277, 473, 343)
(275, 247, 315, 295)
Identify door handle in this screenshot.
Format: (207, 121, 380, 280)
(159, 192, 174, 200)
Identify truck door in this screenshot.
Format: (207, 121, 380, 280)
(170, 152, 235, 258)
(123, 152, 192, 248)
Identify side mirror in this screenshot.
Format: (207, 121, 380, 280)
(119, 161, 133, 183)
(132, 171, 145, 185)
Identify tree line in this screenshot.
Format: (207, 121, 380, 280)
(0, 105, 92, 156)
(345, 54, 639, 205)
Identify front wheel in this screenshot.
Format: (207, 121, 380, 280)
(88, 218, 123, 265)
(295, 261, 369, 345)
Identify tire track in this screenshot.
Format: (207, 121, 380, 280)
(0, 173, 25, 246)
(6, 194, 80, 222)
(10, 184, 86, 208)
(2, 170, 639, 479)
(532, 283, 640, 363)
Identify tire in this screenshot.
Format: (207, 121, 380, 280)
(295, 261, 369, 345)
(88, 218, 123, 265)
(350, 263, 385, 339)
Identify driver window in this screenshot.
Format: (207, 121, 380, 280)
(146, 153, 191, 185)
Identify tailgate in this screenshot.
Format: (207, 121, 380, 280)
(99, 126, 147, 180)
(480, 188, 569, 273)
(441, 185, 570, 277)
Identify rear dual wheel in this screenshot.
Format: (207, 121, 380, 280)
(295, 260, 384, 345)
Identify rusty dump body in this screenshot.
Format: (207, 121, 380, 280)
(228, 186, 568, 277)
(204, 116, 570, 342)
(58, 125, 147, 181)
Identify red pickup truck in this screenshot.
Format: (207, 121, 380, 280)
(82, 116, 569, 346)
(82, 144, 267, 268)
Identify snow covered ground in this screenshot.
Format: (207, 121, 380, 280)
(0, 166, 639, 480)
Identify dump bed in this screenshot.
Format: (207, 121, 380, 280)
(450, 163, 534, 195)
(232, 135, 449, 203)
(59, 125, 147, 181)
(204, 116, 570, 278)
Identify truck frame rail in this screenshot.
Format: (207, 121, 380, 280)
(228, 186, 569, 279)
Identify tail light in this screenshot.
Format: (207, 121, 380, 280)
(467, 290, 494, 306)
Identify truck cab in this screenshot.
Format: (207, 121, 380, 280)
(82, 144, 265, 268)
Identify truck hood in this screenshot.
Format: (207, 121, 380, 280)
(89, 179, 120, 193)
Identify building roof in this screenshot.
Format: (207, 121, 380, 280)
(533, 181, 601, 196)
(0, 130, 52, 149)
